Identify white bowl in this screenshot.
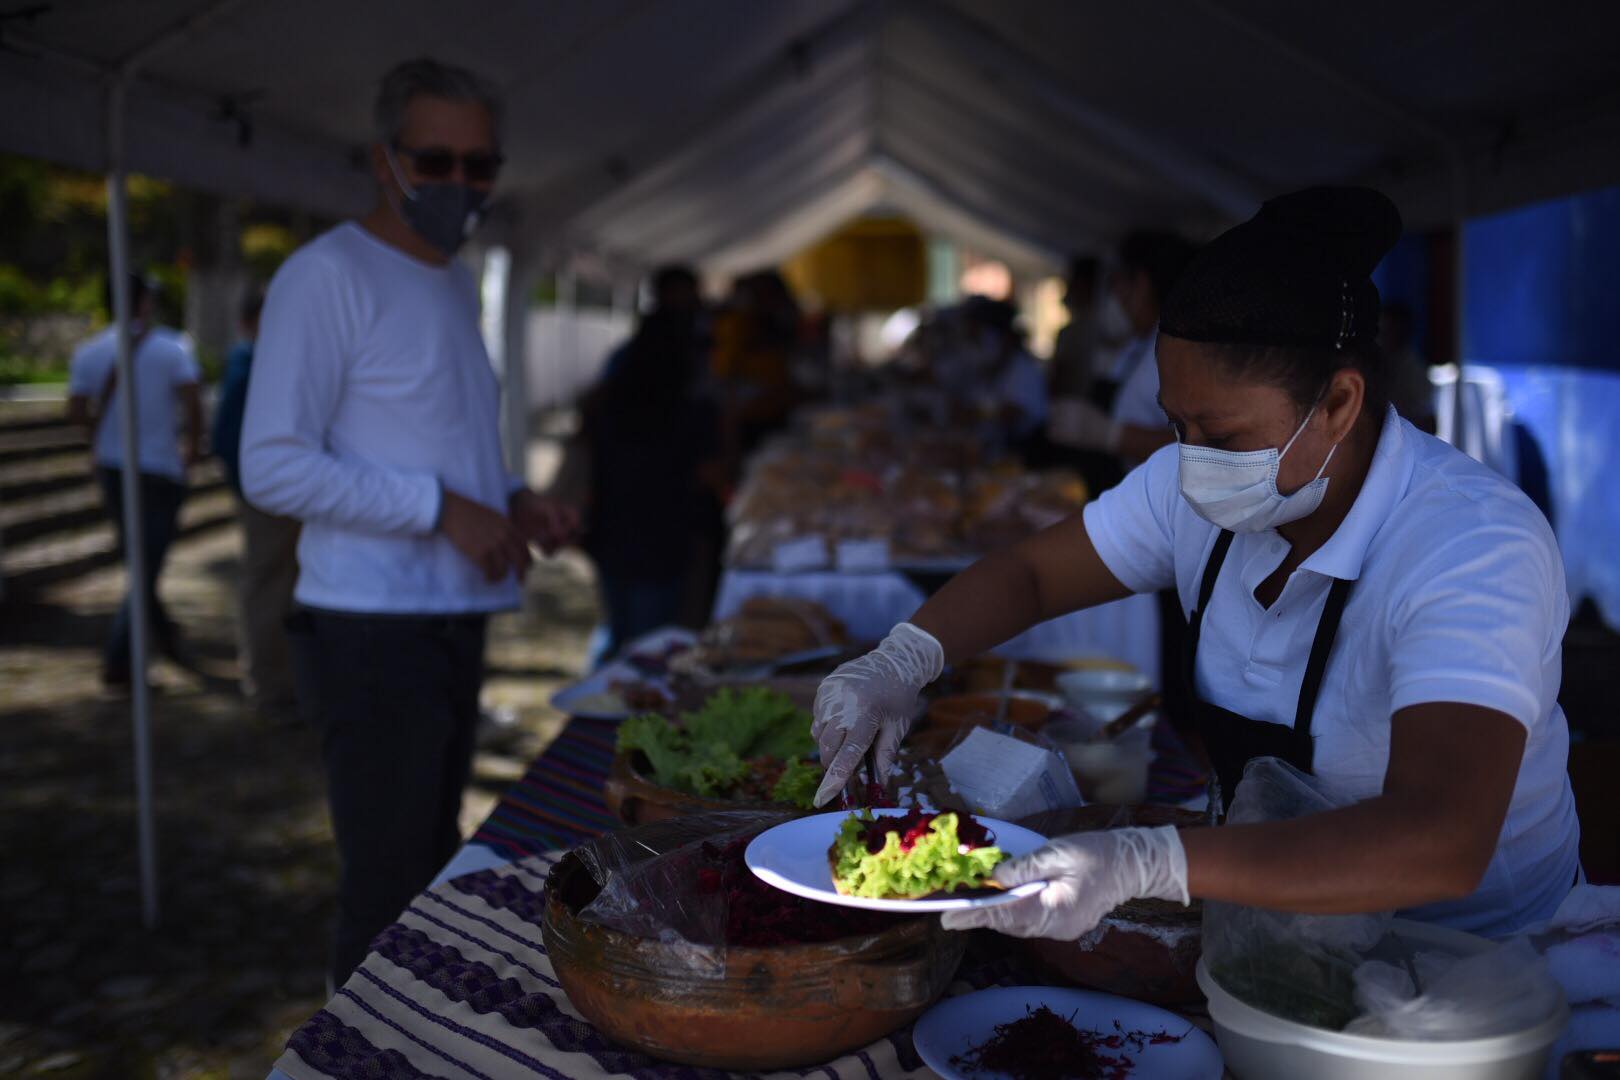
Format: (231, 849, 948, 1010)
(1055, 668, 1154, 722)
(1197, 920, 1568, 1080)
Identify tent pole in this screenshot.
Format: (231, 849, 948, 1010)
(1449, 155, 1469, 456)
(105, 76, 160, 930)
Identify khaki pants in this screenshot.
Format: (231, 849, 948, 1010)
(235, 496, 300, 708)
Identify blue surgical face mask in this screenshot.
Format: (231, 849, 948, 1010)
(384, 147, 489, 257)
(1177, 403, 1340, 533)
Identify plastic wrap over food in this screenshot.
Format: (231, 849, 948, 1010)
(1202, 758, 1391, 1030)
(1346, 938, 1563, 1039)
(573, 810, 912, 976)
(1204, 758, 1566, 1039)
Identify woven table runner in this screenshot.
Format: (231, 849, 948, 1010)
(273, 852, 1032, 1080)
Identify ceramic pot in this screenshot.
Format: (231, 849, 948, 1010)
(1013, 804, 1208, 1005)
(542, 824, 966, 1069)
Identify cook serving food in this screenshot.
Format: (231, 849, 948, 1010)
(812, 186, 1581, 942)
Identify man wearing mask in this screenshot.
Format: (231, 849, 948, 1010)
(241, 57, 577, 986)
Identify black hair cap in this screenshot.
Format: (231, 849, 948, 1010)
(1161, 186, 1402, 350)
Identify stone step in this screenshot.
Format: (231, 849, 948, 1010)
(0, 462, 227, 546)
(0, 423, 90, 465)
(2, 484, 237, 595)
(0, 398, 71, 433)
(0, 450, 104, 504)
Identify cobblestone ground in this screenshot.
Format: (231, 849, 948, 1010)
(0, 518, 600, 1078)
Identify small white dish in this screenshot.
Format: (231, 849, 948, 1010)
(744, 809, 1048, 913)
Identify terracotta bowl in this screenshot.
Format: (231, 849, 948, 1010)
(603, 751, 794, 826)
(541, 823, 966, 1069)
(1013, 804, 1208, 1005)
(922, 691, 1057, 732)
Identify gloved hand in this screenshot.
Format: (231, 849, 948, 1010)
(1048, 396, 1122, 454)
(811, 622, 944, 807)
(939, 826, 1189, 940)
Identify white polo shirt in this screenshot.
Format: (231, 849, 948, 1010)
(68, 326, 200, 482)
(1083, 406, 1581, 937)
(241, 223, 521, 615)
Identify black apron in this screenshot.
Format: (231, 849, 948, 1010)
(1184, 530, 1356, 812)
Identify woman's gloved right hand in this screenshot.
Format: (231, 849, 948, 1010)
(811, 623, 945, 807)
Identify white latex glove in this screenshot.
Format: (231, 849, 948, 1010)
(811, 622, 944, 807)
(939, 826, 1189, 940)
(1047, 396, 1122, 453)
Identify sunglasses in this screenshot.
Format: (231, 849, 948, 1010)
(392, 144, 504, 184)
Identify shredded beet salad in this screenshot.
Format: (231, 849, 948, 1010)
(949, 1004, 1188, 1080)
(695, 836, 902, 947)
(857, 808, 996, 855)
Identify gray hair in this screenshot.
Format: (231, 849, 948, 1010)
(374, 57, 504, 145)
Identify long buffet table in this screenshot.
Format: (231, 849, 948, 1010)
(713, 569, 1162, 684)
(269, 707, 1211, 1079)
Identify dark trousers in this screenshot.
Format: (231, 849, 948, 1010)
(97, 467, 185, 677)
(286, 608, 488, 986)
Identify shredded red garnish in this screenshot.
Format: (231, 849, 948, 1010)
(855, 808, 995, 854)
(692, 837, 901, 947)
(948, 1005, 1188, 1080)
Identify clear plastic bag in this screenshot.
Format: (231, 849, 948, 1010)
(1203, 758, 1565, 1039)
(1346, 938, 1563, 1039)
(574, 810, 910, 966)
(1202, 758, 1390, 1030)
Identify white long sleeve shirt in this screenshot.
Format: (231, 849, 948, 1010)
(241, 222, 520, 614)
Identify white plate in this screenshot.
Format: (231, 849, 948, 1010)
(548, 626, 695, 720)
(744, 809, 1048, 913)
(914, 986, 1223, 1080)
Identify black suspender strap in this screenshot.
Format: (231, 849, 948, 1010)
(1183, 530, 1235, 697)
(1292, 575, 1356, 739)
(1189, 530, 1235, 641)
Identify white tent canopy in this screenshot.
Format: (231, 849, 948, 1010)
(5, 0, 1620, 928)
(5, 0, 1620, 272)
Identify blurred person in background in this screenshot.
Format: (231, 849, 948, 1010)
(958, 296, 1048, 453)
(1380, 302, 1437, 433)
(582, 267, 722, 661)
(1048, 256, 1102, 400)
(711, 269, 801, 459)
(240, 57, 578, 987)
(1048, 230, 1195, 467)
(67, 272, 202, 689)
(212, 289, 301, 723)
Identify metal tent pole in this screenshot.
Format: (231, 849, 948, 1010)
(105, 77, 160, 930)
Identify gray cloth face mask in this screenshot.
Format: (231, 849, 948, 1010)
(384, 147, 490, 257)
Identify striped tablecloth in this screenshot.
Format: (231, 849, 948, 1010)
(471, 719, 622, 859)
(271, 852, 1034, 1080)
(273, 717, 1208, 1078)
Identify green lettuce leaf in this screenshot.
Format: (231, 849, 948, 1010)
(770, 758, 825, 809)
(614, 688, 814, 801)
(682, 687, 813, 760)
(830, 813, 1003, 899)
(615, 713, 689, 790)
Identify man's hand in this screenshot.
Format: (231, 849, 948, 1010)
(439, 487, 530, 582)
(509, 489, 580, 556)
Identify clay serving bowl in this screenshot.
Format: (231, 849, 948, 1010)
(541, 819, 966, 1069)
(1013, 803, 1208, 1005)
(603, 750, 807, 826)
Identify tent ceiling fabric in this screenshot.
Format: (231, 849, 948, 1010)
(4, 0, 1620, 272)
